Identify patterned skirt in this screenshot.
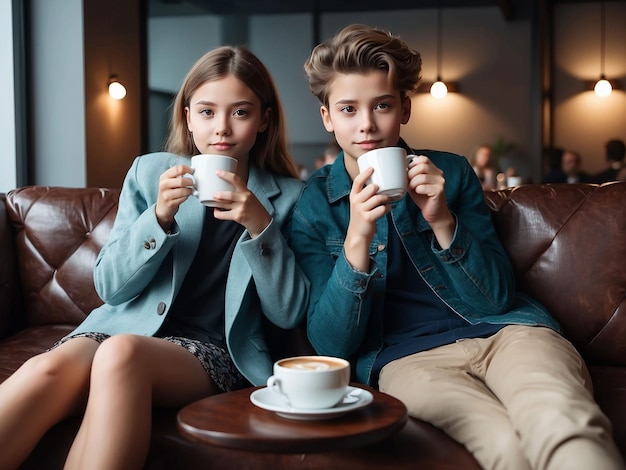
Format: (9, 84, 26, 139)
(51, 332, 249, 393)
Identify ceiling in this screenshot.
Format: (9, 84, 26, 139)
(149, 0, 613, 21)
(148, 0, 544, 21)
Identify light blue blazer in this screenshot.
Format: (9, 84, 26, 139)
(71, 152, 309, 386)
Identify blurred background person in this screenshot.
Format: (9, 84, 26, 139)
(470, 144, 497, 190)
(323, 138, 341, 166)
(314, 138, 342, 170)
(562, 150, 593, 183)
(593, 139, 626, 184)
(541, 146, 566, 183)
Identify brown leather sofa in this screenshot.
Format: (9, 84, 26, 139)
(1, 183, 624, 469)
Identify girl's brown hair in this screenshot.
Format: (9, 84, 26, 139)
(165, 46, 299, 178)
(304, 24, 423, 107)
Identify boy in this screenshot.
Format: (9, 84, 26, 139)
(289, 24, 623, 469)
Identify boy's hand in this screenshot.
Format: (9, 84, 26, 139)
(344, 167, 391, 272)
(407, 156, 456, 248)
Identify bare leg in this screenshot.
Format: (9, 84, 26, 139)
(0, 338, 99, 470)
(64, 334, 217, 470)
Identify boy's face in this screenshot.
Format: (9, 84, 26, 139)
(320, 71, 411, 179)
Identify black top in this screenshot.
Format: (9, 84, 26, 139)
(372, 215, 502, 379)
(157, 208, 244, 349)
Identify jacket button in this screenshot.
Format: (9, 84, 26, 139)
(377, 244, 385, 252)
(157, 302, 166, 315)
(359, 279, 367, 288)
(260, 243, 270, 256)
(144, 238, 157, 250)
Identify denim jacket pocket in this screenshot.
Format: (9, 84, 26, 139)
(326, 238, 345, 260)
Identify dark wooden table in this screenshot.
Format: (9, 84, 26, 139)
(177, 384, 408, 453)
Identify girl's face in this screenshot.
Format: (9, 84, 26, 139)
(185, 74, 269, 173)
(320, 70, 411, 179)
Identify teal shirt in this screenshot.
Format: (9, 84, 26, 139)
(72, 152, 310, 386)
(289, 142, 560, 385)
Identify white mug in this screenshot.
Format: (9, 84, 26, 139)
(190, 154, 238, 207)
(266, 355, 350, 410)
(507, 176, 523, 187)
(357, 147, 415, 201)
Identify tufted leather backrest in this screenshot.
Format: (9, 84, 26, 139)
(2, 183, 625, 366)
(4, 186, 119, 327)
(484, 182, 626, 366)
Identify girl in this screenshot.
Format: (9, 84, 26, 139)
(0, 46, 309, 469)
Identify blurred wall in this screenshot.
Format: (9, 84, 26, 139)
(553, 2, 626, 174)
(83, 0, 144, 188)
(146, 3, 626, 182)
(3, 1, 625, 191)
(0, 0, 17, 193)
(29, 0, 86, 187)
(148, 7, 540, 179)
(23, 0, 144, 189)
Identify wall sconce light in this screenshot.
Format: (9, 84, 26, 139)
(108, 75, 127, 100)
(418, 2, 459, 98)
(419, 80, 459, 97)
(586, 2, 621, 97)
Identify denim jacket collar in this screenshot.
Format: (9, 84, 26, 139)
(326, 153, 352, 203)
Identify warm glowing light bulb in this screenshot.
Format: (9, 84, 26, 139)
(594, 78, 612, 97)
(430, 80, 448, 99)
(108, 80, 127, 100)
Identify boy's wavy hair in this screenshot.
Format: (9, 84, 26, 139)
(304, 24, 423, 107)
(165, 46, 298, 178)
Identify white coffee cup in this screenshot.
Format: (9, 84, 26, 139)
(190, 154, 238, 207)
(507, 176, 523, 187)
(357, 147, 414, 201)
(266, 355, 350, 410)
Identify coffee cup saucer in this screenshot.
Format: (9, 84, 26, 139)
(250, 385, 373, 420)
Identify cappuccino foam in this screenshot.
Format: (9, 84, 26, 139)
(279, 357, 345, 371)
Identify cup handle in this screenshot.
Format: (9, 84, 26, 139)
(267, 376, 291, 406)
(184, 172, 198, 197)
(406, 154, 417, 165)
(341, 387, 362, 404)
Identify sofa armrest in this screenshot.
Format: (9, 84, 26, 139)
(0, 194, 24, 339)
(484, 182, 626, 366)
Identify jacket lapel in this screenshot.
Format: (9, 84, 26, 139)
(225, 165, 280, 329)
(246, 164, 278, 218)
(171, 195, 205, 294)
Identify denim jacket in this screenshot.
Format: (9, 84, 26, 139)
(289, 144, 560, 385)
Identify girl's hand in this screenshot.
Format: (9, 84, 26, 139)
(407, 155, 455, 248)
(156, 164, 194, 232)
(210, 170, 271, 238)
(344, 167, 391, 272)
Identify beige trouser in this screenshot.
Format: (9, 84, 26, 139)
(378, 325, 624, 470)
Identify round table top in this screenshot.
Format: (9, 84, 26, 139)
(177, 384, 408, 453)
